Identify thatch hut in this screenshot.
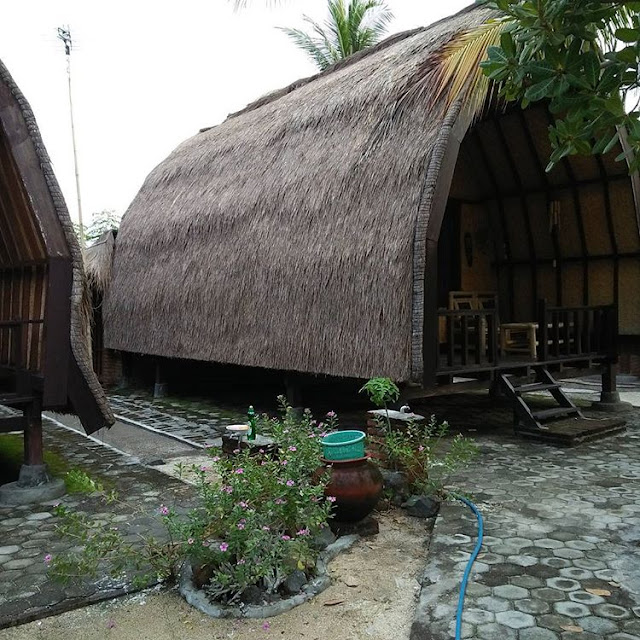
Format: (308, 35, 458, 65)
(0, 58, 114, 501)
(105, 5, 640, 422)
(85, 230, 122, 387)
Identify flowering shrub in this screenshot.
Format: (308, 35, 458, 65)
(48, 397, 334, 604)
(381, 414, 478, 498)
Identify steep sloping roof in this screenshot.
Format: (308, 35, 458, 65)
(105, 4, 495, 381)
(0, 59, 114, 432)
(85, 230, 117, 296)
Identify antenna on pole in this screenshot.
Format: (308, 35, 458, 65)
(57, 26, 85, 250)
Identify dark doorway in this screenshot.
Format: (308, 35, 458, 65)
(437, 199, 461, 308)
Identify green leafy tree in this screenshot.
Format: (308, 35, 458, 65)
(479, 0, 640, 172)
(435, 1, 639, 172)
(280, 0, 393, 71)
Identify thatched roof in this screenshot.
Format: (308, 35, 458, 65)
(104, 4, 499, 382)
(85, 230, 117, 296)
(0, 59, 114, 431)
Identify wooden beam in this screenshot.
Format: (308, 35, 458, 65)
(595, 155, 620, 306)
(493, 116, 538, 314)
(472, 131, 516, 320)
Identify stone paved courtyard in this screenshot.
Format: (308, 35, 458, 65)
(1, 390, 639, 638)
(0, 418, 192, 628)
(412, 402, 640, 640)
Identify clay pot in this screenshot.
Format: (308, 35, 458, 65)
(318, 457, 383, 523)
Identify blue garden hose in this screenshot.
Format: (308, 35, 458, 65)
(451, 494, 484, 640)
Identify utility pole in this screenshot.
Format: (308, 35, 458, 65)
(57, 26, 85, 249)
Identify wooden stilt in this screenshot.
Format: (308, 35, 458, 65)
(23, 395, 43, 467)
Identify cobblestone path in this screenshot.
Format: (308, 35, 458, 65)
(413, 410, 640, 640)
(0, 417, 191, 629)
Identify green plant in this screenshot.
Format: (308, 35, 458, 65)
(381, 415, 478, 499)
(48, 398, 334, 604)
(359, 376, 399, 431)
(280, 0, 393, 71)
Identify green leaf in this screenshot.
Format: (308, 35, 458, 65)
(615, 28, 640, 43)
(582, 51, 600, 87)
(524, 76, 557, 102)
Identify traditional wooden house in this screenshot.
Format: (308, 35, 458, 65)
(104, 5, 639, 439)
(0, 59, 114, 503)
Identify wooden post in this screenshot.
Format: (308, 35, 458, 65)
(537, 299, 549, 362)
(23, 395, 43, 467)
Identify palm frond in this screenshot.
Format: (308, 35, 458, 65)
(432, 19, 506, 121)
(278, 26, 334, 70)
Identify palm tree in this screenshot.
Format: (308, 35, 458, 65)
(280, 0, 393, 71)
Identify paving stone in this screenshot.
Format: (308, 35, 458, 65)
(477, 596, 511, 613)
(553, 601, 591, 618)
(493, 585, 530, 600)
(535, 539, 565, 550)
(510, 575, 545, 589)
(568, 590, 605, 606)
(578, 615, 620, 635)
(538, 614, 580, 631)
(25, 512, 52, 521)
(462, 608, 495, 624)
(558, 567, 593, 580)
(515, 599, 552, 615)
(594, 604, 632, 620)
(0, 546, 20, 555)
(3, 558, 35, 570)
(546, 578, 582, 592)
(476, 622, 517, 639)
(507, 554, 538, 567)
(519, 628, 560, 640)
(495, 610, 536, 629)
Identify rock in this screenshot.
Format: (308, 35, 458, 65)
(142, 457, 164, 466)
(381, 470, 409, 494)
(402, 495, 440, 519)
(283, 570, 307, 595)
(240, 585, 264, 605)
(343, 576, 359, 588)
(312, 526, 337, 550)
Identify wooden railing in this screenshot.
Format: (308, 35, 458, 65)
(537, 300, 617, 361)
(438, 308, 499, 369)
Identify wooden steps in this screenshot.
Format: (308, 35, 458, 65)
(499, 365, 626, 445)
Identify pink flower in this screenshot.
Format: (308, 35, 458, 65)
(107, 619, 116, 629)
(274, 498, 285, 505)
(418, 445, 424, 452)
(259, 449, 265, 454)
(159, 505, 169, 516)
(237, 558, 246, 565)
(188, 538, 194, 545)
(219, 542, 229, 552)
(318, 423, 324, 429)
(262, 621, 271, 631)
(280, 460, 288, 466)
(297, 528, 310, 536)
(308, 434, 316, 439)
(327, 496, 337, 503)
(211, 456, 220, 462)
(262, 526, 271, 531)
(288, 446, 297, 452)
(235, 468, 244, 474)
(223, 485, 233, 494)
(200, 465, 211, 472)
(286, 480, 295, 487)
(326, 411, 336, 418)
(281, 535, 291, 541)
(44, 554, 52, 565)
(233, 449, 240, 454)
(237, 523, 245, 530)
(319, 432, 327, 438)
(239, 501, 248, 509)
(203, 540, 210, 547)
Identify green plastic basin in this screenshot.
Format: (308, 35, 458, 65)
(321, 430, 366, 461)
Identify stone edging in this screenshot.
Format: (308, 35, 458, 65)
(178, 534, 360, 618)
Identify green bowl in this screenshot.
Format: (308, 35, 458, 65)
(321, 430, 366, 461)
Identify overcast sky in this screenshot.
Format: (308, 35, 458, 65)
(1, 1, 470, 224)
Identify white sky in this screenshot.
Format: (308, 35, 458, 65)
(1, 1, 470, 223)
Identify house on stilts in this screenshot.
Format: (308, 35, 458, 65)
(0, 58, 114, 504)
(103, 5, 640, 441)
